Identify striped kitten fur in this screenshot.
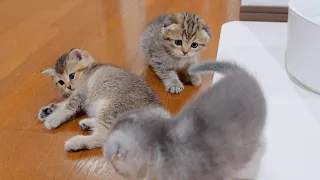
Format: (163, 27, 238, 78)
(38, 48, 161, 151)
(141, 12, 211, 94)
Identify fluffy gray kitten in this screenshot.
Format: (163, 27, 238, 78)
(103, 61, 267, 180)
(38, 48, 161, 152)
(141, 12, 211, 94)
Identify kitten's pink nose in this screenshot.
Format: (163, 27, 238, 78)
(67, 86, 72, 90)
(182, 51, 188, 55)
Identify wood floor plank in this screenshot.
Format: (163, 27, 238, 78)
(0, 130, 78, 180)
(0, 0, 75, 34)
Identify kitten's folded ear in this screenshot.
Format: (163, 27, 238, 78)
(69, 48, 84, 61)
(41, 68, 55, 77)
(162, 14, 181, 35)
(199, 19, 212, 39)
(163, 14, 180, 27)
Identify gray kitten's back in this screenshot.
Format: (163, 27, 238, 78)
(104, 61, 266, 180)
(163, 61, 267, 179)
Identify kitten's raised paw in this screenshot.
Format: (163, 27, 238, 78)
(38, 103, 56, 122)
(190, 74, 202, 86)
(164, 80, 184, 94)
(65, 135, 90, 152)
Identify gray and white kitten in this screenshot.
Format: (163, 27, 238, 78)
(141, 12, 211, 94)
(103, 61, 267, 180)
(38, 48, 161, 152)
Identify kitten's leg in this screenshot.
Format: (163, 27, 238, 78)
(64, 123, 108, 151)
(187, 62, 202, 86)
(38, 100, 73, 121)
(189, 73, 202, 86)
(79, 118, 97, 131)
(43, 93, 82, 129)
(64, 102, 120, 151)
(151, 66, 184, 94)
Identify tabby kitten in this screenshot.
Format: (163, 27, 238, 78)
(141, 12, 211, 94)
(38, 48, 161, 152)
(103, 61, 266, 180)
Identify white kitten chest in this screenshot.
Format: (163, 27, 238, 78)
(175, 58, 195, 70)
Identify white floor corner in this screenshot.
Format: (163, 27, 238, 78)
(214, 21, 320, 180)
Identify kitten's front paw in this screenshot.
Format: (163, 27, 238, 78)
(190, 74, 202, 86)
(65, 135, 89, 152)
(44, 116, 61, 130)
(38, 103, 56, 122)
(164, 80, 184, 94)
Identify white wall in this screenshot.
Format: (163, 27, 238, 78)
(242, 0, 290, 7)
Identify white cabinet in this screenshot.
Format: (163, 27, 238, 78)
(242, 0, 290, 7)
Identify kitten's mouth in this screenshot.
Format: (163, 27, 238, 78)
(62, 92, 71, 98)
(67, 87, 75, 91)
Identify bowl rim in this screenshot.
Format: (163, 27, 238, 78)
(288, 0, 320, 27)
(285, 50, 320, 95)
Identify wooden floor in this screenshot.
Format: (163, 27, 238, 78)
(0, 0, 239, 179)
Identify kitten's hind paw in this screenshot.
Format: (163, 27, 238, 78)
(44, 117, 62, 130)
(65, 135, 88, 152)
(164, 80, 184, 94)
(64, 135, 99, 152)
(79, 118, 96, 131)
(38, 103, 56, 122)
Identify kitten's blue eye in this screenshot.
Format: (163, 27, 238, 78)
(69, 73, 75, 80)
(58, 80, 65, 85)
(174, 40, 182, 46)
(191, 42, 198, 48)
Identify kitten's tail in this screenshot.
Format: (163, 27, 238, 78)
(188, 61, 243, 75)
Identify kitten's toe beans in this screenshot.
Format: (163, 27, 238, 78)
(38, 105, 55, 122)
(65, 135, 89, 152)
(38, 111, 47, 122)
(168, 86, 184, 94)
(166, 81, 184, 94)
(79, 121, 93, 131)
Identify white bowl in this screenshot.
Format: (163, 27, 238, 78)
(286, 0, 320, 94)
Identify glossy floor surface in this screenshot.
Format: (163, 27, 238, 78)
(0, 0, 239, 179)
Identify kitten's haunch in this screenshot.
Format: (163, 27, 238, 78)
(104, 60, 267, 180)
